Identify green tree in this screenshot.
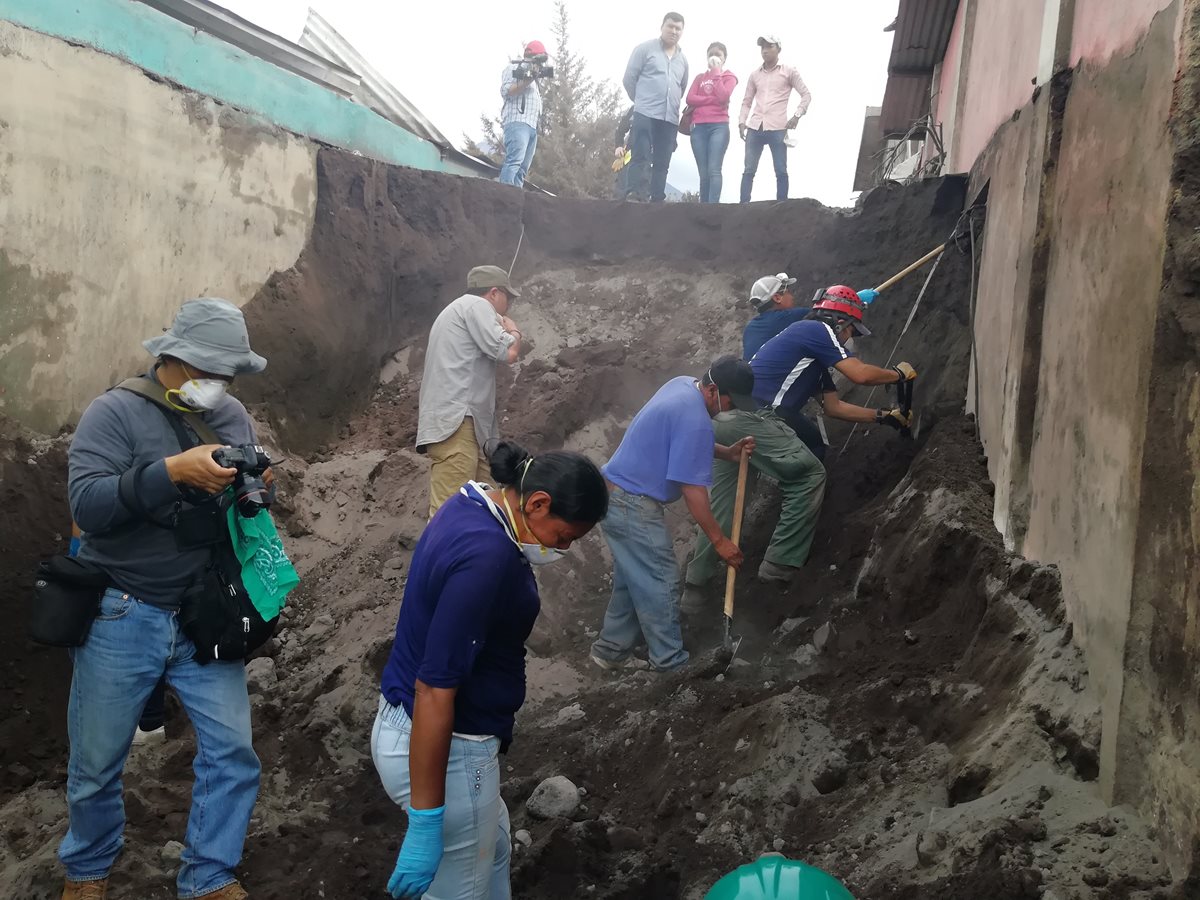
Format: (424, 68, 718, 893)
(466, 0, 624, 199)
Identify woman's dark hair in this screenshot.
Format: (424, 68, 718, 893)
(707, 42, 727, 58)
(489, 441, 609, 524)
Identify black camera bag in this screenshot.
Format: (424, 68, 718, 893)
(179, 538, 277, 664)
(28, 556, 111, 647)
(113, 377, 277, 664)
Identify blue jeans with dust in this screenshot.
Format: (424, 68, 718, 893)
(58, 588, 260, 898)
(740, 127, 789, 202)
(591, 486, 689, 670)
(499, 122, 538, 188)
(690, 122, 730, 203)
(372, 697, 511, 900)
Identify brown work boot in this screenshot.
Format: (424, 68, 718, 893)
(195, 883, 248, 900)
(61, 879, 109, 900)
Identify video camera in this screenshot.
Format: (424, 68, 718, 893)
(212, 444, 273, 518)
(511, 54, 555, 80)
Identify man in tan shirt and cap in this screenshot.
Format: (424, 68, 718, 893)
(417, 265, 524, 517)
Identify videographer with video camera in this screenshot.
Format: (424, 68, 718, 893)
(499, 39, 552, 188)
(56, 298, 287, 900)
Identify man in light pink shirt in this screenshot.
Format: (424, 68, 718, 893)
(738, 34, 812, 203)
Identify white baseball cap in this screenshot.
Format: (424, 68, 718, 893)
(750, 273, 797, 310)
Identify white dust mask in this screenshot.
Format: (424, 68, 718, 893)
(502, 490, 569, 567)
(169, 366, 228, 411)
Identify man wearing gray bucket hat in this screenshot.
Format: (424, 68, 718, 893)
(60, 298, 268, 900)
(417, 265, 524, 518)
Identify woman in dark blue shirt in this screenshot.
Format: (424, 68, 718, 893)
(372, 441, 608, 900)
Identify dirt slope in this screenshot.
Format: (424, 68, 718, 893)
(0, 158, 1185, 898)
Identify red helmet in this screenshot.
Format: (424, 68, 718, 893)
(525, 40, 548, 56)
(812, 285, 871, 335)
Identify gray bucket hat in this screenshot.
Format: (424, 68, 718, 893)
(143, 298, 267, 377)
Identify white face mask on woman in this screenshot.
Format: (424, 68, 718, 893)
(502, 491, 569, 566)
(168, 365, 228, 411)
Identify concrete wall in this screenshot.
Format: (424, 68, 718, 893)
(0, 20, 316, 431)
(0, 0, 480, 179)
(963, 0, 1199, 872)
(1116, 0, 1200, 866)
(1021, 0, 1179, 802)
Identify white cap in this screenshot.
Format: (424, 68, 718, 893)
(757, 34, 782, 48)
(750, 273, 796, 309)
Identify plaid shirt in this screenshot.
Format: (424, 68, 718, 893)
(500, 64, 543, 128)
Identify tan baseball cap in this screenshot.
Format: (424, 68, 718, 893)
(467, 265, 521, 298)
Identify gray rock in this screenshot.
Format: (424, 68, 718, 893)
(772, 838, 786, 852)
(811, 751, 849, 795)
(383, 557, 404, 571)
(513, 829, 533, 848)
(553, 703, 586, 726)
(526, 776, 580, 820)
(813, 622, 839, 655)
(160, 840, 185, 863)
(245, 657, 277, 693)
(916, 830, 947, 867)
(608, 826, 644, 850)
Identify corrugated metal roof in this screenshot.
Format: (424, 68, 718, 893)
(880, 72, 932, 133)
(888, 0, 960, 74)
(136, 0, 361, 96)
(299, 8, 452, 148)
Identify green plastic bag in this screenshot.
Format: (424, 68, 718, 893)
(226, 507, 300, 621)
(704, 857, 855, 900)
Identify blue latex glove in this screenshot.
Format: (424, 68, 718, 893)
(68, 536, 81, 558)
(857, 288, 880, 305)
(387, 805, 445, 898)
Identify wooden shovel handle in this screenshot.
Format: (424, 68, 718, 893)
(873, 243, 946, 293)
(723, 449, 751, 619)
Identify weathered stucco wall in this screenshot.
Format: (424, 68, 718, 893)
(965, 0, 1199, 872)
(1116, 0, 1200, 868)
(1021, 0, 1179, 803)
(0, 20, 317, 431)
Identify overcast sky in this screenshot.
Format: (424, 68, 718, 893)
(219, 0, 898, 205)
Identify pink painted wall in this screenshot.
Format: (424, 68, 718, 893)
(1071, 0, 1177, 66)
(951, 0, 1045, 172)
(935, 0, 966, 124)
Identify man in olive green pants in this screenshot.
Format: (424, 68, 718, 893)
(682, 409, 825, 609)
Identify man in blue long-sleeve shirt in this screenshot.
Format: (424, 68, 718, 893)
(60, 298, 268, 900)
(622, 12, 689, 202)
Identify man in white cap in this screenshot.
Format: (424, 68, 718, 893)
(738, 34, 811, 202)
(417, 265, 523, 517)
(61, 298, 269, 900)
(742, 271, 805, 360)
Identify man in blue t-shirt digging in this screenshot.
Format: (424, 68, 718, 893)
(590, 357, 756, 672)
(683, 285, 917, 604)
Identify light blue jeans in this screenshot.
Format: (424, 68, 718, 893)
(58, 588, 260, 898)
(371, 697, 511, 900)
(499, 122, 538, 187)
(591, 486, 689, 670)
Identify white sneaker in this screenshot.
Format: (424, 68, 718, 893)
(131, 725, 166, 747)
(590, 654, 650, 672)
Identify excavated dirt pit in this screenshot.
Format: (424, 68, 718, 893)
(0, 153, 1188, 898)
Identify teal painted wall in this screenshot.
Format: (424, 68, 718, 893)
(0, 0, 482, 179)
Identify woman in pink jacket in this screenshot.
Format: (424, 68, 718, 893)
(686, 42, 739, 203)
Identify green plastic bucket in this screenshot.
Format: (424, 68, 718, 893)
(703, 857, 855, 900)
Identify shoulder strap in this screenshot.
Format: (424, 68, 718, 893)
(114, 377, 222, 446)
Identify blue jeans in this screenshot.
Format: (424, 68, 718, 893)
(499, 122, 537, 188)
(690, 122, 730, 203)
(58, 588, 260, 898)
(372, 698, 511, 900)
(591, 486, 689, 670)
(629, 112, 678, 202)
(740, 127, 789, 202)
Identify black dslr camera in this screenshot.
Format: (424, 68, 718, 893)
(212, 444, 273, 518)
(512, 54, 554, 80)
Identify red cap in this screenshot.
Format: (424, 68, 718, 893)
(525, 40, 547, 56)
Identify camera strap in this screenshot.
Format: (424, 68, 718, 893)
(112, 377, 224, 527)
